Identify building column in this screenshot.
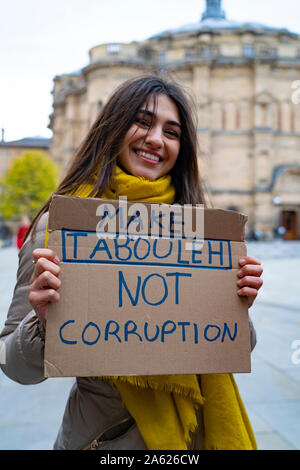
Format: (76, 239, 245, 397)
(252, 131, 275, 239)
(252, 192, 274, 239)
(193, 64, 212, 182)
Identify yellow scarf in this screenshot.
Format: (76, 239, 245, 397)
(73, 165, 176, 203)
(48, 165, 257, 450)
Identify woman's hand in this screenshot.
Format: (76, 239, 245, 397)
(29, 249, 61, 328)
(237, 256, 263, 308)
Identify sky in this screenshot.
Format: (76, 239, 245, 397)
(1, 0, 300, 142)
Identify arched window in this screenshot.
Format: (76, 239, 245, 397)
(243, 44, 254, 58)
(196, 44, 210, 58)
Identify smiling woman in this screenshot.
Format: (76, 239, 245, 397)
(118, 94, 181, 181)
(0, 74, 263, 451)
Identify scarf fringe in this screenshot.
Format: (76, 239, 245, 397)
(101, 375, 205, 406)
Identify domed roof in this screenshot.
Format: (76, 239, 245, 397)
(150, 0, 298, 39)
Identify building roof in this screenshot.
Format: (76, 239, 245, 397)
(150, 0, 299, 39)
(0, 136, 51, 148)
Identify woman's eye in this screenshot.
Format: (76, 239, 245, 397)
(165, 129, 180, 138)
(136, 118, 151, 127)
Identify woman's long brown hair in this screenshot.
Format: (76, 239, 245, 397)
(25, 74, 206, 241)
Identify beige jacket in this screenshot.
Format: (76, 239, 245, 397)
(0, 213, 256, 450)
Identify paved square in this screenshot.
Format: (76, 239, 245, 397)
(1, 241, 300, 450)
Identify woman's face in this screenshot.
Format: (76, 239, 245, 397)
(118, 94, 181, 181)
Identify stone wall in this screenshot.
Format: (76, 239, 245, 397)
(48, 23, 300, 239)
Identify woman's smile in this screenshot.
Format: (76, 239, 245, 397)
(134, 148, 163, 165)
(118, 94, 181, 180)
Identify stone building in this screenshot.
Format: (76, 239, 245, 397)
(48, 0, 300, 240)
(0, 135, 52, 240)
(0, 135, 51, 180)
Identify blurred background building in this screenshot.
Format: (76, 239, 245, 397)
(0, 132, 51, 180)
(47, 0, 300, 240)
(0, 133, 53, 243)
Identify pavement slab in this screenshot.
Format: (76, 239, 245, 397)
(0, 242, 299, 450)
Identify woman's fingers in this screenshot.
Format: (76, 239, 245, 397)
(28, 288, 60, 327)
(237, 286, 258, 306)
(237, 256, 263, 308)
(31, 270, 62, 291)
(29, 287, 60, 306)
(237, 264, 263, 279)
(29, 248, 61, 326)
(31, 249, 60, 282)
(32, 256, 61, 281)
(237, 275, 263, 290)
(237, 266, 263, 279)
(32, 248, 60, 264)
(239, 255, 261, 267)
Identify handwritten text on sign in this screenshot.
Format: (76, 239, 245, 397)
(61, 230, 232, 269)
(56, 230, 238, 348)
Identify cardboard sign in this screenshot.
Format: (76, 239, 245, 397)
(44, 195, 251, 377)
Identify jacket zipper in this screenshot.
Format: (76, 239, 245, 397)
(83, 416, 134, 450)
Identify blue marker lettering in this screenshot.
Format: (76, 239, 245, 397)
(141, 273, 168, 306)
(105, 320, 122, 343)
(208, 241, 224, 266)
(66, 232, 88, 259)
(150, 209, 165, 231)
(133, 237, 151, 261)
(153, 239, 173, 259)
(166, 272, 192, 304)
(81, 322, 101, 346)
(96, 205, 122, 236)
(177, 322, 191, 342)
(177, 239, 189, 265)
(221, 322, 238, 342)
(204, 324, 221, 342)
(144, 322, 160, 342)
(90, 237, 112, 260)
(161, 320, 177, 342)
(114, 236, 132, 261)
(124, 320, 143, 342)
(169, 211, 184, 236)
(193, 323, 199, 344)
(192, 240, 203, 264)
(118, 271, 141, 307)
(127, 210, 144, 233)
(59, 320, 77, 345)
(97, 206, 121, 229)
